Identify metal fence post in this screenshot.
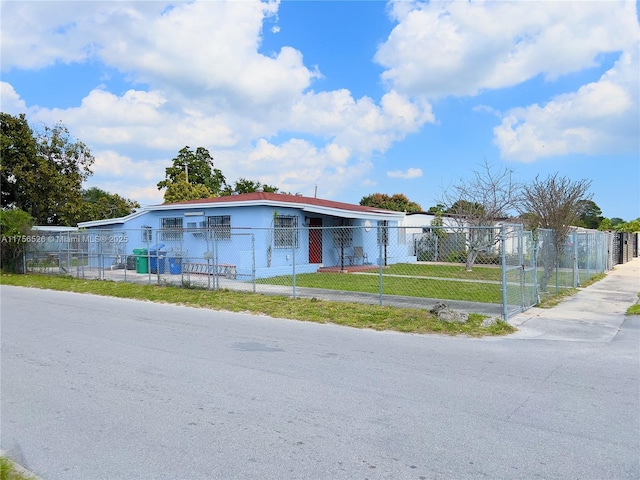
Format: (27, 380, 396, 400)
(518, 227, 525, 310)
(585, 232, 590, 280)
(123, 232, 127, 283)
(501, 224, 508, 321)
(532, 232, 539, 304)
(292, 239, 297, 299)
(251, 234, 256, 293)
(573, 231, 579, 287)
(155, 231, 161, 286)
(214, 234, 219, 291)
(378, 239, 383, 306)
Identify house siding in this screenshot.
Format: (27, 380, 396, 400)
(79, 195, 406, 278)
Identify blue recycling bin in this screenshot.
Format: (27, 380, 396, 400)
(169, 256, 182, 274)
(148, 244, 166, 274)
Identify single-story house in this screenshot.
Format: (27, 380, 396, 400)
(77, 191, 411, 278)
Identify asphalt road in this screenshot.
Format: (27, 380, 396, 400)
(1, 285, 638, 480)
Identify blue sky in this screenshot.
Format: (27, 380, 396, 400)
(1, 0, 639, 221)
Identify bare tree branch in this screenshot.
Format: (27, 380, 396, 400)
(518, 173, 592, 290)
(440, 160, 521, 270)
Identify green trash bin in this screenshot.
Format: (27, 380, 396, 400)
(133, 248, 148, 274)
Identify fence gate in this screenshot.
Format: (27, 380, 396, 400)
(502, 227, 537, 319)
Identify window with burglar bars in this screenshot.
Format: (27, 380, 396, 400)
(274, 215, 298, 248)
(160, 217, 183, 241)
(207, 215, 231, 240)
(141, 226, 152, 242)
(377, 220, 389, 245)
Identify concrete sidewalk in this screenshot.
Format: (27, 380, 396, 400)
(508, 257, 640, 342)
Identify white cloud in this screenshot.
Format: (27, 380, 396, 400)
(16, 77, 430, 202)
(0, 1, 103, 69)
(494, 50, 639, 162)
(0, 82, 28, 114)
(1, 1, 313, 111)
(127, 185, 164, 207)
(237, 138, 368, 197)
(3, 0, 437, 202)
(387, 168, 423, 179)
(376, 0, 639, 163)
(88, 150, 166, 205)
(93, 150, 159, 180)
(377, 0, 639, 98)
(32, 86, 240, 150)
(99, 0, 315, 113)
(289, 89, 434, 154)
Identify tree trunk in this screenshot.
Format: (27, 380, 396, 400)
(465, 249, 478, 271)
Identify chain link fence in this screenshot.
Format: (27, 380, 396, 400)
(21, 225, 615, 321)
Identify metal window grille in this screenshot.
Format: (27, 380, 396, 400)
(141, 226, 152, 242)
(160, 217, 183, 241)
(274, 215, 298, 248)
(377, 220, 389, 245)
(207, 215, 231, 240)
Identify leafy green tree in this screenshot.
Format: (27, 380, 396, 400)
(1, 113, 37, 210)
(601, 217, 640, 233)
(598, 217, 626, 231)
(163, 172, 213, 204)
(222, 178, 279, 195)
(575, 199, 603, 229)
(359, 193, 422, 212)
(1, 113, 95, 225)
(447, 200, 487, 217)
(622, 218, 640, 233)
(158, 146, 226, 196)
(78, 187, 140, 222)
(34, 122, 94, 224)
(0, 208, 34, 272)
(427, 204, 446, 214)
(598, 218, 612, 231)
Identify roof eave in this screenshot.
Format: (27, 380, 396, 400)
(77, 209, 147, 228)
(147, 199, 403, 220)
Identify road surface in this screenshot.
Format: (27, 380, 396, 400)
(1, 285, 638, 479)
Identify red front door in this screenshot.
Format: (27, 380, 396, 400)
(309, 218, 322, 263)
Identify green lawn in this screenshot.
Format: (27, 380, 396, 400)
(384, 263, 502, 281)
(259, 269, 503, 304)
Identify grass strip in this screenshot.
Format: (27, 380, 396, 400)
(0, 455, 39, 480)
(1, 274, 514, 336)
(627, 293, 640, 315)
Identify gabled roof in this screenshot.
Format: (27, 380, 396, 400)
(161, 192, 401, 216)
(79, 192, 403, 228)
